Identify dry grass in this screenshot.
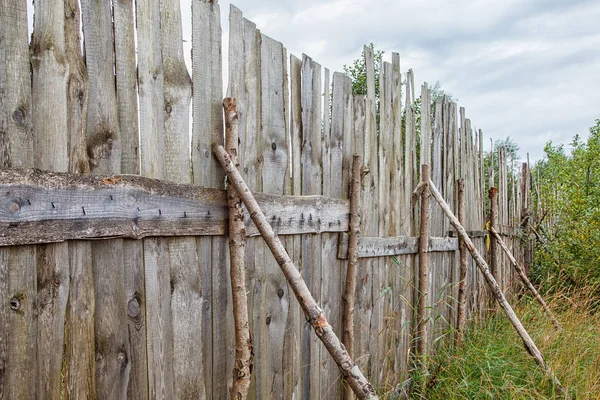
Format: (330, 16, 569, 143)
(417, 285, 600, 399)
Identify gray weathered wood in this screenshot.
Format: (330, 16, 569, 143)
(136, 0, 174, 397)
(416, 165, 431, 366)
(30, 1, 71, 398)
(161, 0, 206, 398)
(192, 2, 231, 397)
(0, 169, 350, 246)
(80, 0, 131, 396)
(301, 54, 323, 399)
(112, 1, 147, 397)
(64, 1, 96, 397)
(286, 53, 303, 400)
(362, 44, 379, 383)
(0, 1, 37, 398)
(214, 145, 379, 400)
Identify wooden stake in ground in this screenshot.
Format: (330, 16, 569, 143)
(342, 155, 363, 400)
(223, 99, 253, 400)
(455, 179, 467, 346)
(427, 179, 568, 397)
(489, 187, 499, 281)
(416, 165, 431, 364)
(489, 227, 562, 331)
(213, 145, 378, 400)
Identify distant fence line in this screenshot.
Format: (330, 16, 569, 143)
(0, 1, 526, 399)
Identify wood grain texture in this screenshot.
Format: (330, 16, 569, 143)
(300, 54, 324, 399)
(112, 1, 147, 397)
(136, 0, 174, 398)
(80, 1, 131, 397)
(160, 1, 206, 398)
(286, 53, 303, 400)
(0, 1, 37, 399)
(215, 145, 379, 400)
(192, 2, 231, 397)
(64, 0, 97, 398)
(30, 1, 71, 398)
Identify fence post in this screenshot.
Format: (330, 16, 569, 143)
(224, 98, 253, 399)
(416, 164, 431, 371)
(455, 179, 467, 346)
(489, 187, 499, 283)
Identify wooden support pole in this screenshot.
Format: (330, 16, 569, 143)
(223, 99, 253, 400)
(342, 155, 363, 400)
(489, 187, 499, 282)
(416, 165, 431, 364)
(489, 227, 562, 331)
(455, 179, 467, 346)
(213, 145, 378, 400)
(428, 179, 568, 397)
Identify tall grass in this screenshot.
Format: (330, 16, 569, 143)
(419, 285, 600, 399)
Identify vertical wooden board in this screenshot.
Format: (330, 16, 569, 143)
(0, 1, 37, 398)
(402, 69, 417, 374)
(161, 0, 206, 398)
(352, 94, 372, 381)
(285, 53, 303, 400)
(80, 1, 132, 397)
(192, 2, 230, 398)
(300, 54, 322, 399)
(64, 0, 96, 398)
(136, 0, 173, 398)
(30, 1, 71, 398)
(321, 67, 344, 398)
(113, 1, 147, 397)
(256, 34, 290, 399)
(333, 73, 354, 387)
(377, 61, 393, 385)
(362, 45, 380, 383)
(430, 97, 446, 350)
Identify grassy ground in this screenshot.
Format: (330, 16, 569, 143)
(419, 288, 600, 399)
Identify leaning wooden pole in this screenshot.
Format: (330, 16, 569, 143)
(342, 155, 363, 400)
(489, 227, 562, 331)
(214, 145, 379, 400)
(427, 179, 568, 396)
(455, 179, 468, 346)
(416, 165, 431, 366)
(223, 99, 253, 400)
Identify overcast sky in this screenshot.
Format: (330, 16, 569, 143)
(190, 0, 600, 162)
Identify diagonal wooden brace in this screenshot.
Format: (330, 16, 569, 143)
(213, 144, 378, 400)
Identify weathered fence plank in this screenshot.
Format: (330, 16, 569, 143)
(192, 1, 231, 397)
(136, 0, 174, 397)
(64, 0, 95, 397)
(30, 1, 71, 398)
(80, 0, 131, 396)
(0, 0, 36, 398)
(301, 54, 324, 399)
(112, 1, 147, 397)
(161, 0, 206, 398)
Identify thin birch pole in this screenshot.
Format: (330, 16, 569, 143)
(223, 99, 253, 399)
(427, 179, 568, 397)
(342, 155, 363, 400)
(489, 227, 562, 331)
(214, 145, 378, 400)
(455, 179, 467, 346)
(416, 165, 431, 367)
(489, 187, 499, 281)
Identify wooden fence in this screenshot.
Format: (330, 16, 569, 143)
(0, 1, 525, 398)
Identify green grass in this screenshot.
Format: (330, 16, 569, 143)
(418, 288, 600, 399)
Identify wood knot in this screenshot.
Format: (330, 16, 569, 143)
(12, 108, 26, 127)
(127, 297, 140, 318)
